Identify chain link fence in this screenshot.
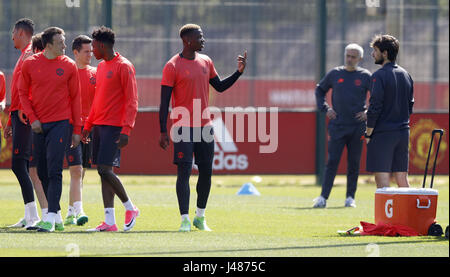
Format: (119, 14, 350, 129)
(0, 0, 448, 111)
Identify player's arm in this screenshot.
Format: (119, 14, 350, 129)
(18, 61, 41, 133)
(209, 51, 246, 93)
(159, 85, 172, 150)
(82, 89, 97, 143)
(209, 71, 242, 93)
(366, 72, 385, 140)
(68, 65, 82, 148)
(0, 74, 5, 112)
(117, 64, 138, 149)
(408, 75, 414, 116)
(315, 70, 335, 119)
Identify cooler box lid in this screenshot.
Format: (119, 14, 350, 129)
(376, 187, 438, 196)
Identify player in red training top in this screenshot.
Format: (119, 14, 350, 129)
(82, 26, 139, 232)
(159, 24, 247, 232)
(0, 71, 6, 138)
(4, 18, 41, 229)
(26, 32, 51, 229)
(19, 26, 82, 232)
(62, 35, 96, 227)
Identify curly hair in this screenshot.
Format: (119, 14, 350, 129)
(370, 34, 400, 62)
(92, 26, 115, 46)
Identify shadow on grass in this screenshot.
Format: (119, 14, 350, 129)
(0, 228, 178, 234)
(283, 206, 348, 210)
(87, 238, 447, 256)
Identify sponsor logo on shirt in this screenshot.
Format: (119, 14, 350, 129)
(106, 71, 113, 79)
(89, 77, 96, 85)
(56, 68, 64, 76)
(354, 79, 362, 86)
(338, 78, 344, 83)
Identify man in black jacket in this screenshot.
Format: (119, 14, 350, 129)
(365, 34, 414, 188)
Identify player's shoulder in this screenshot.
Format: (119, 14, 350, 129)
(356, 67, 372, 77)
(329, 66, 344, 74)
(197, 53, 213, 64)
(22, 52, 41, 66)
(87, 65, 97, 74)
(60, 55, 77, 66)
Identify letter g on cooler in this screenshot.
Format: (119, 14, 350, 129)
(385, 199, 393, 218)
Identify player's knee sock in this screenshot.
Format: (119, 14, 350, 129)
(176, 163, 192, 215)
(11, 158, 35, 204)
(196, 163, 212, 210)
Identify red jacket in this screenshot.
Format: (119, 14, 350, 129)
(84, 53, 138, 136)
(19, 52, 82, 134)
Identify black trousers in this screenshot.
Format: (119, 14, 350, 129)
(320, 122, 365, 200)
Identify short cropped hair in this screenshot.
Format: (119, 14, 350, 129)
(179, 23, 201, 38)
(32, 32, 44, 53)
(14, 18, 35, 36)
(92, 26, 115, 46)
(345, 43, 364, 58)
(72, 35, 92, 52)
(370, 34, 400, 62)
(41, 27, 65, 48)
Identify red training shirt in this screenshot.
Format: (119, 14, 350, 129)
(161, 53, 218, 127)
(8, 42, 33, 126)
(18, 52, 82, 134)
(78, 65, 97, 125)
(0, 71, 6, 128)
(84, 53, 138, 136)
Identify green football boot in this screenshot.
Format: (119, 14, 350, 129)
(179, 218, 191, 232)
(193, 216, 212, 231)
(64, 215, 76, 225)
(55, 222, 65, 231)
(76, 212, 89, 226)
(37, 221, 55, 232)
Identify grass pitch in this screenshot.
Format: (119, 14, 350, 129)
(0, 169, 448, 257)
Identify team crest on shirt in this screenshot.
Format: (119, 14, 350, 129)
(202, 66, 207, 74)
(90, 76, 96, 85)
(354, 79, 362, 86)
(338, 78, 344, 83)
(56, 68, 64, 76)
(106, 71, 113, 79)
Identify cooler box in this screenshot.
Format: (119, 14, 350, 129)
(375, 187, 438, 235)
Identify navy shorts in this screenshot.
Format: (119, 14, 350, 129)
(172, 126, 215, 165)
(92, 125, 121, 167)
(65, 124, 82, 167)
(11, 111, 32, 160)
(366, 129, 410, 172)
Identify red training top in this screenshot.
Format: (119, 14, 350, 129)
(84, 53, 138, 136)
(18, 52, 82, 134)
(8, 42, 33, 126)
(161, 53, 218, 127)
(78, 65, 97, 125)
(0, 71, 6, 128)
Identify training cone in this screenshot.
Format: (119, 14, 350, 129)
(237, 182, 261, 196)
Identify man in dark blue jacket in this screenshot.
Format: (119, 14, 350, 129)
(314, 43, 372, 208)
(365, 34, 414, 188)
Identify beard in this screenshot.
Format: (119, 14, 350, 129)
(374, 57, 384, 65)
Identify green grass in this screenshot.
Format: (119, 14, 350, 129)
(0, 169, 448, 257)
